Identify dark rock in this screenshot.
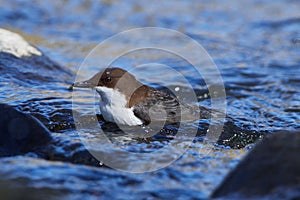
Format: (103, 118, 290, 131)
(0, 29, 93, 165)
(211, 131, 300, 199)
(0, 103, 52, 156)
(217, 120, 264, 149)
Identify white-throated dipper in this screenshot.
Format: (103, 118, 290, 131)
(72, 68, 207, 126)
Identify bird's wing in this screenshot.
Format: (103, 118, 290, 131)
(133, 89, 192, 125)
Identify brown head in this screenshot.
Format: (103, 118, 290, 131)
(72, 68, 152, 107)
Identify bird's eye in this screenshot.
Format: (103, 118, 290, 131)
(105, 77, 112, 83)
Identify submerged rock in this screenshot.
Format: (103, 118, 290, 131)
(0, 103, 52, 156)
(211, 131, 300, 199)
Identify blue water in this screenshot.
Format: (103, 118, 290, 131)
(0, 0, 299, 199)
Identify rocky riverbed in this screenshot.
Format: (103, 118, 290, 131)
(0, 0, 299, 199)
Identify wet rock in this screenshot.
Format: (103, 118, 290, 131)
(0, 28, 72, 85)
(211, 131, 300, 199)
(0, 29, 74, 135)
(0, 29, 94, 165)
(217, 120, 264, 148)
(0, 103, 52, 156)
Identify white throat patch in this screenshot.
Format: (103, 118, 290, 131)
(95, 86, 143, 126)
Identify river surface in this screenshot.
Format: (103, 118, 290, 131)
(0, 0, 299, 199)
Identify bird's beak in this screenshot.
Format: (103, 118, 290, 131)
(69, 71, 102, 90)
(69, 80, 95, 90)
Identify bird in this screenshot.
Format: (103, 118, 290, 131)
(71, 67, 210, 126)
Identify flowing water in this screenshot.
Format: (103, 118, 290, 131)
(0, 0, 299, 199)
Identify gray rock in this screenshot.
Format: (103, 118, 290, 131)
(211, 131, 300, 199)
(0, 103, 52, 156)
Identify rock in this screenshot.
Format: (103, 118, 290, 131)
(0, 29, 96, 166)
(0, 28, 72, 85)
(0, 29, 92, 165)
(217, 120, 264, 149)
(0, 28, 42, 58)
(0, 103, 52, 156)
(211, 131, 300, 199)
